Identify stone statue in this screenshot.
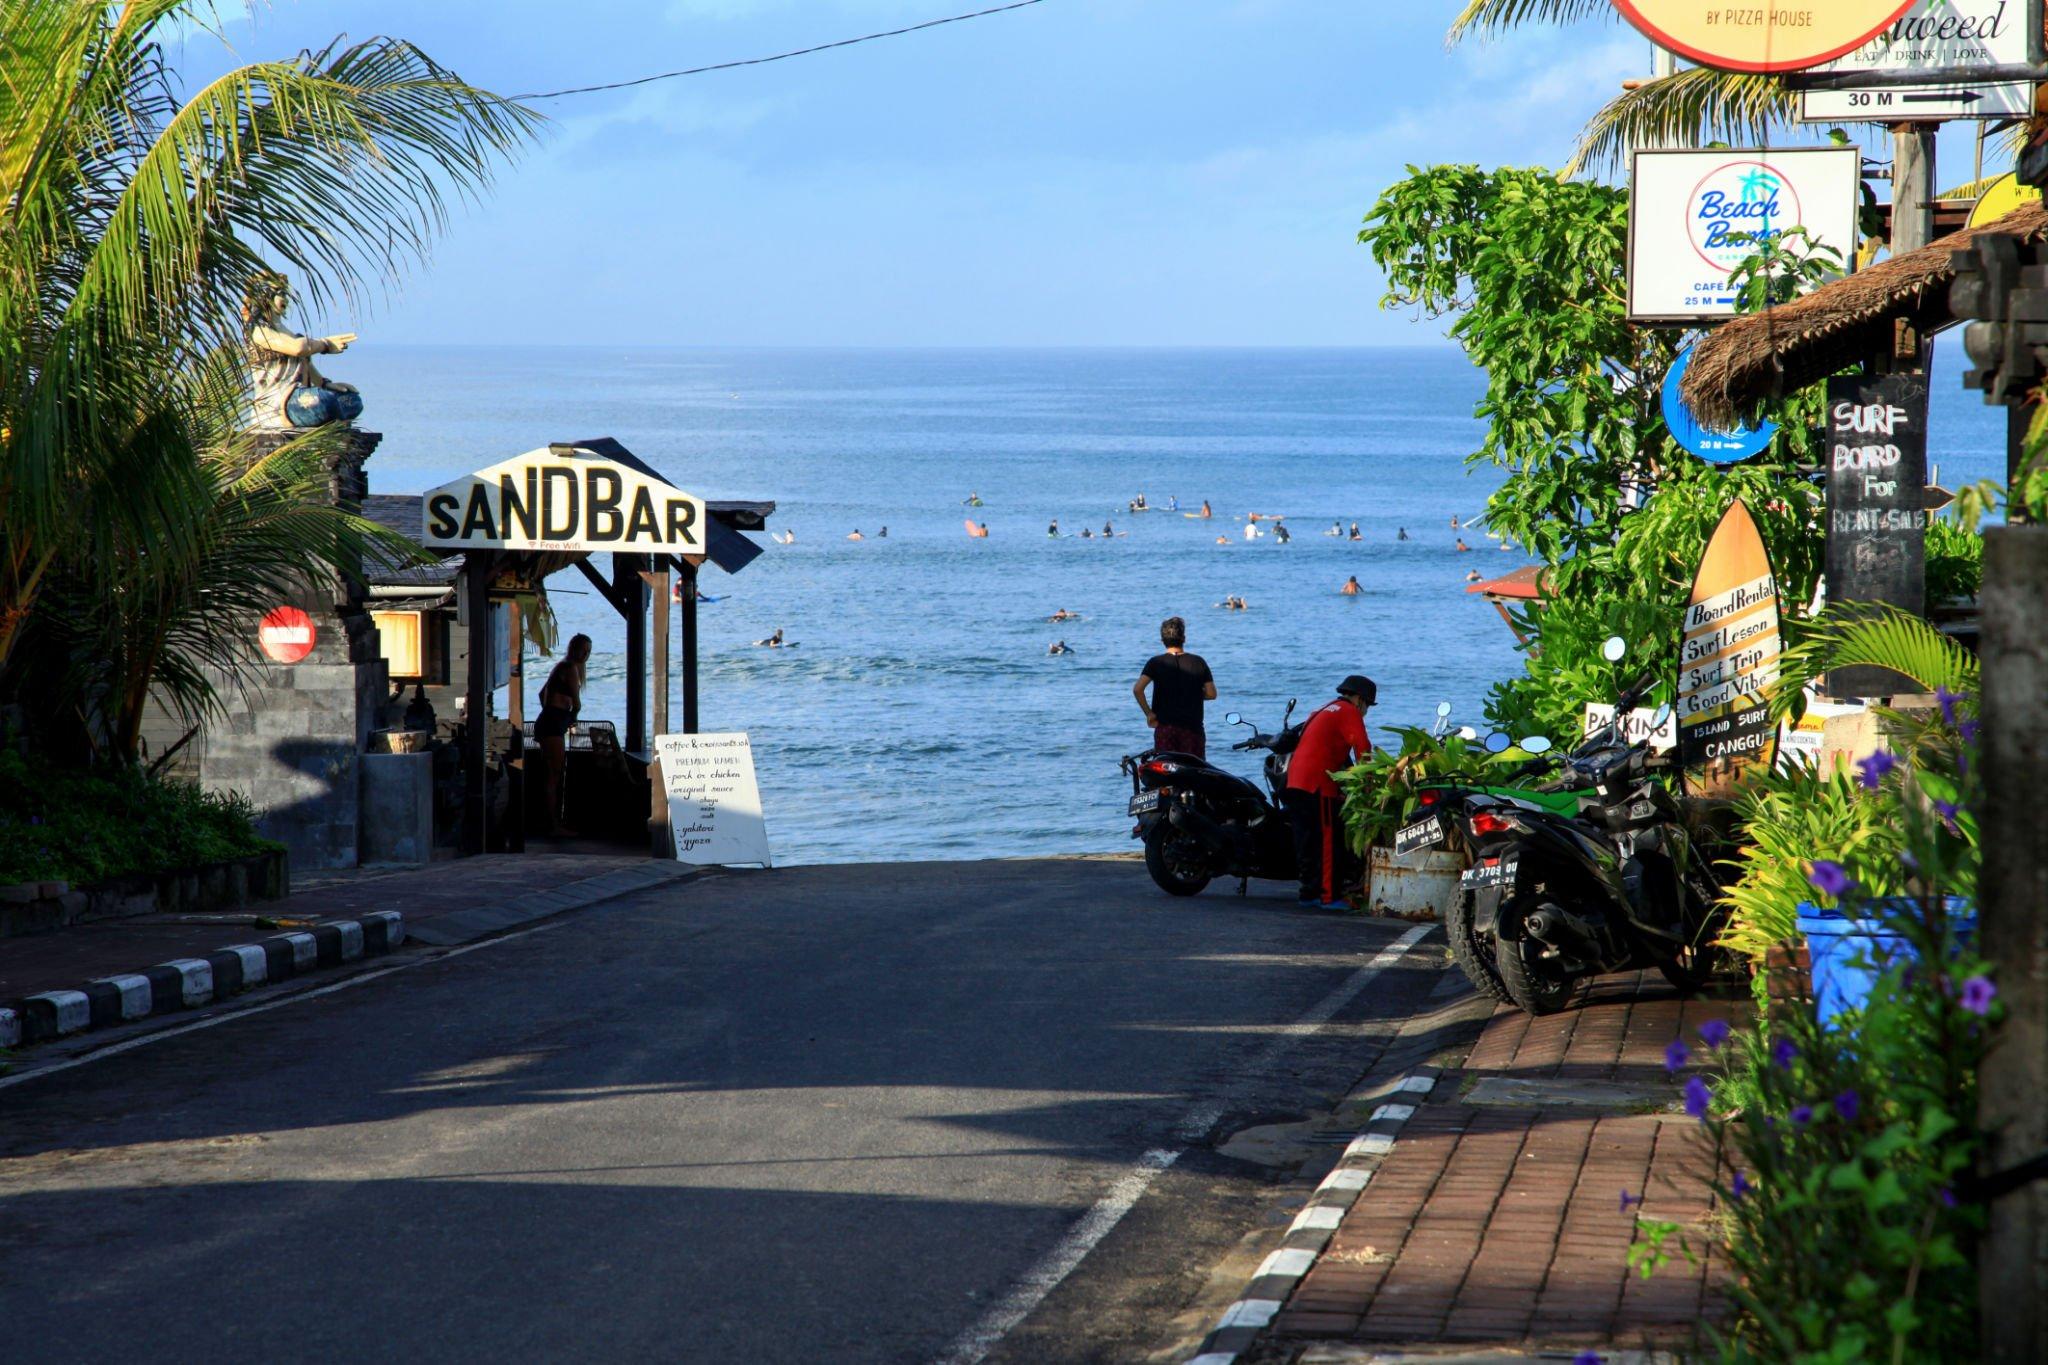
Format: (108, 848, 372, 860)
(242, 270, 364, 429)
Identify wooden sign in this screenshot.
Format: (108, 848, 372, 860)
(1676, 499, 1782, 795)
(1612, 1, 1914, 73)
(422, 445, 707, 555)
(655, 731, 772, 867)
(1824, 373, 1928, 697)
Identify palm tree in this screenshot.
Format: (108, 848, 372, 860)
(0, 1, 541, 759)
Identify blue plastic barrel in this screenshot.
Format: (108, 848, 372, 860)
(1796, 897, 1976, 1024)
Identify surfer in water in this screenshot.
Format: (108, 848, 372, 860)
(1341, 576, 1362, 596)
(755, 628, 786, 647)
(1048, 519, 1059, 537)
(1349, 522, 1361, 540)
(1049, 608, 1078, 622)
(847, 529, 864, 541)
(1396, 527, 1409, 541)
(1048, 640, 1075, 656)
(1456, 538, 1470, 552)
(1200, 500, 1212, 519)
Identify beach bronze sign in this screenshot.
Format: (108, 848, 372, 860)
(422, 444, 707, 555)
(1611, 1, 1913, 73)
(1675, 498, 1782, 796)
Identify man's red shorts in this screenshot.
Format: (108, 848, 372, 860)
(1152, 723, 1205, 758)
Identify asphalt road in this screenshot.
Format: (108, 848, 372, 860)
(0, 859, 1446, 1363)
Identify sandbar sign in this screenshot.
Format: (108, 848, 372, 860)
(421, 444, 707, 556)
(1628, 147, 1860, 322)
(258, 605, 317, 664)
(655, 731, 772, 867)
(1676, 500, 1783, 796)
(1612, 1, 1914, 72)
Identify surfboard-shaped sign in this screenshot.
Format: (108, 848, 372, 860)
(1676, 499, 1781, 796)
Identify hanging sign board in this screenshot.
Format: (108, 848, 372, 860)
(1612, 1, 1914, 72)
(1824, 373, 1929, 697)
(1677, 500, 1783, 796)
(655, 731, 773, 867)
(1627, 147, 1860, 322)
(421, 444, 707, 555)
(1662, 341, 1777, 461)
(1798, 1, 2033, 121)
(258, 605, 317, 665)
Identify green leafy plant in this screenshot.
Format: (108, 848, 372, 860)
(1332, 726, 1533, 853)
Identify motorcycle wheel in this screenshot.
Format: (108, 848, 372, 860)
(1493, 925, 1580, 1016)
(1445, 888, 1510, 1004)
(1655, 940, 1730, 994)
(1144, 822, 1213, 897)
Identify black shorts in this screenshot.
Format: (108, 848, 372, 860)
(533, 705, 574, 740)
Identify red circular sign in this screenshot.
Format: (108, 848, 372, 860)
(259, 606, 317, 665)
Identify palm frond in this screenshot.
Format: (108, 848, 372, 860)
(1568, 67, 1797, 177)
(1447, 0, 1615, 44)
(1771, 603, 1979, 719)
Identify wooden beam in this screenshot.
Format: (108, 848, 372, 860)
(647, 565, 672, 857)
(505, 596, 525, 855)
(460, 550, 496, 857)
(574, 557, 629, 615)
(615, 553, 648, 752)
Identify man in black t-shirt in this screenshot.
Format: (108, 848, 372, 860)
(1133, 615, 1217, 757)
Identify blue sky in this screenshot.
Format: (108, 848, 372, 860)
(172, 2, 1910, 347)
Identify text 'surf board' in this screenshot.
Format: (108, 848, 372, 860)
(655, 732, 772, 867)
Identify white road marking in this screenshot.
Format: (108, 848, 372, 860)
(931, 923, 1433, 1365)
(0, 921, 571, 1093)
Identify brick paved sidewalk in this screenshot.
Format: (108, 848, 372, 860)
(1269, 972, 1747, 1357)
(0, 854, 675, 1020)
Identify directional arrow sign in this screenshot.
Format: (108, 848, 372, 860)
(1799, 0, 2036, 121)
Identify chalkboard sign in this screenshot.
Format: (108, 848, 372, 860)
(1824, 374, 1928, 698)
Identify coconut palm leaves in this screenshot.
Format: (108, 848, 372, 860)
(0, 0, 539, 759)
(1772, 604, 1982, 721)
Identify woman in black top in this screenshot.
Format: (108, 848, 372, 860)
(535, 633, 591, 835)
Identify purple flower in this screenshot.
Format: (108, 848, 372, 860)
(1730, 1170, 1753, 1202)
(1961, 975, 1998, 1016)
(1857, 749, 1897, 790)
(1575, 1354, 1605, 1365)
(1664, 1039, 1690, 1072)
(1699, 1018, 1731, 1049)
(1940, 1187, 1958, 1209)
(1620, 1188, 1644, 1213)
(1935, 800, 1961, 834)
(1808, 860, 1854, 898)
(1772, 1039, 1798, 1070)
(1684, 1075, 1712, 1120)
(1791, 1104, 1814, 1125)
(1960, 720, 1979, 744)
(1937, 686, 1964, 727)
(1834, 1090, 1860, 1121)
(1901, 849, 1921, 872)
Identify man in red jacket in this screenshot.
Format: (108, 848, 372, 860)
(1284, 675, 1374, 909)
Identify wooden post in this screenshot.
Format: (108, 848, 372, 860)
(680, 561, 701, 733)
(505, 596, 526, 854)
(1978, 525, 2048, 1362)
(646, 565, 672, 857)
(1890, 123, 1936, 257)
(505, 598, 525, 729)
(460, 550, 495, 857)
(615, 553, 648, 752)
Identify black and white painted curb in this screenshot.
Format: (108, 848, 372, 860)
(1185, 1066, 1443, 1365)
(0, 911, 404, 1048)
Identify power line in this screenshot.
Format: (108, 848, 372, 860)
(512, 0, 1049, 102)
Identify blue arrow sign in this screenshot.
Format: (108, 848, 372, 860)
(1662, 341, 1776, 464)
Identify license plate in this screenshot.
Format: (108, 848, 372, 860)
(1461, 858, 1517, 887)
(1129, 791, 1162, 816)
(1393, 817, 1443, 857)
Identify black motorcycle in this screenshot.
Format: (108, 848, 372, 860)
(1120, 704, 1302, 896)
(1450, 641, 1733, 1014)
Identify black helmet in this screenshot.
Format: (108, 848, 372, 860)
(1337, 675, 1377, 706)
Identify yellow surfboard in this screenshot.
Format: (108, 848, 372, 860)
(1676, 499, 1782, 796)
(1969, 172, 2042, 230)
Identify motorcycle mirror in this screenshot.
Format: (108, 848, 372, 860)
(1651, 702, 1672, 728)
(1457, 726, 1479, 741)
(1484, 731, 1512, 754)
(1436, 700, 1452, 717)
(1224, 711, 1243, 726)
(1601, 635, 1627, 663)
(1519, 735, 1553, 754)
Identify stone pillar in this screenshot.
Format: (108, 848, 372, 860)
(189, 426, 390, 871)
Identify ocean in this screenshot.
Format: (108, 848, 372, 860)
(346, 345, 2005, 866)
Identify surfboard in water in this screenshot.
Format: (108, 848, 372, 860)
(1675, 498, 1781, 797)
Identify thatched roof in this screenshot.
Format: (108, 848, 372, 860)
(1679, 199, 2048, 429)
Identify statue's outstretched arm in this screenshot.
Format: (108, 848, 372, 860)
(249, 324, 325, 358)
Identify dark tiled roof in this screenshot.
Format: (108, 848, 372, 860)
(361, 493, 460, 586)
